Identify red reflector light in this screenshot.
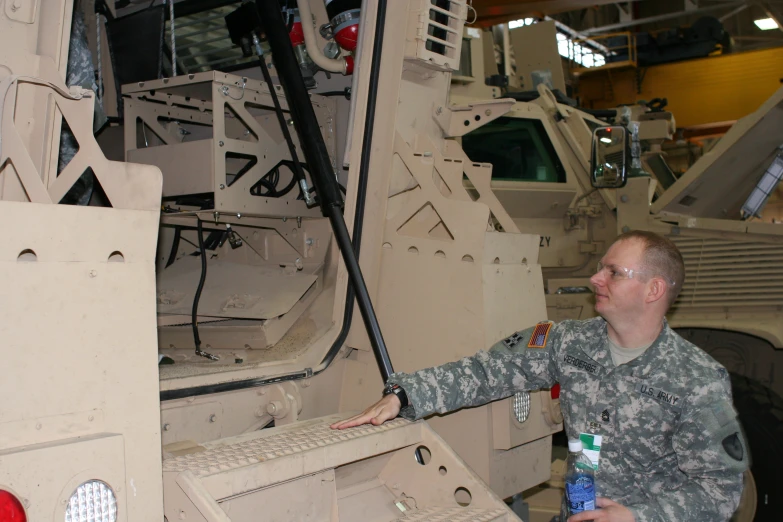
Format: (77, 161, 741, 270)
(0, 490, 26, 522)
(551, 383, 561, 399)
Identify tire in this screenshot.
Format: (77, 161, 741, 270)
(730, 373, 783, 521)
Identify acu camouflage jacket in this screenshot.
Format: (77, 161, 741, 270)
(388, 317, 748, 522)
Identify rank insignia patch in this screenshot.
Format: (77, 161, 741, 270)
(527, 322, 552, 349)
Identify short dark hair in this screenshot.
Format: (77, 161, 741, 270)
(615, 230, 685, 309)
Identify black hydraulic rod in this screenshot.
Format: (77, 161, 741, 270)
(256, 0, 342, 211)
(256, 0, 394, 381)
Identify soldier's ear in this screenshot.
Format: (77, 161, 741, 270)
(645, 277, 668, 305)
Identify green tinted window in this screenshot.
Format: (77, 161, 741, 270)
(461, 117, 567, 183)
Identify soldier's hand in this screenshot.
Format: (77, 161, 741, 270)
(330, 394, 401, 430)
(567, 497, 635, 522)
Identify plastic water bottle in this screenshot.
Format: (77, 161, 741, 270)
(565, 439, 596, 516)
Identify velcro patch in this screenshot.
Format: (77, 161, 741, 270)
(564, 354, 600, 375)
(527, 322, 552, 349)
(638, 384, 682, 412)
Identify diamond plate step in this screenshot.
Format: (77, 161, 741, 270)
(163, 415, 422, 500)
(163, 417, 411, 476)
(392, 507, 508, 522)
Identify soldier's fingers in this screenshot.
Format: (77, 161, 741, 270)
(330, 410, 378, 429)
(567, 509, 602, 522)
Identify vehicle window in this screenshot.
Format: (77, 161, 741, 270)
(462, 117, 567, 183)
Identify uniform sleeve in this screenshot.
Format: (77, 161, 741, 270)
(387, 322, 562, 421)
(627, 372, 748, 522)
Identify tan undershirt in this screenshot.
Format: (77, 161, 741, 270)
(607, 336, 654, 366)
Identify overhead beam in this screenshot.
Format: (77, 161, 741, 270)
(719, 3, 749, 21)
(616, 2, 633, 23)
(758, 2, 783, 33)
(581, 2, 744, 35)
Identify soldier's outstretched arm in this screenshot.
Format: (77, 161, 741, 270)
(331, 394, 401, 429)
(626, 374, 748, 522)
(331, 322, 561, 429)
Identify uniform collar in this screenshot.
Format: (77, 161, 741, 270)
(624, 319, 675, 378)
(578, 318, 674, 377)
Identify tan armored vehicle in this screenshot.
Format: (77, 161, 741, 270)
(0, 1, 572, 520)
(453, 21, 782, 521)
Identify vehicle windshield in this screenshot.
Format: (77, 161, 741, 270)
(462, 117, 567, 183)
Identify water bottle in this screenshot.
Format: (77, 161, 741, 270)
(565, 439, 596, 516)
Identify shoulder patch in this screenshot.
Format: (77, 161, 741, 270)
(502, 333, 524, 349)
(528, 322, 553, 349)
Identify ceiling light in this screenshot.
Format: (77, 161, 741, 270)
(754, 18, 779, 30)
(741, 150, 783, 219)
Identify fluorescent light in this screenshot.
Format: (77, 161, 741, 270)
(510, 17, 537, 29)
(509, 19, 525, 29)
(600, 137, 612, 144)
(742, 152, 783, 218)
(754, 18, 779, 30)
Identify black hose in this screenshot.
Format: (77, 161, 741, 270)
(192, 219, 218, 360)
(256, 50, 311, 202)
(165, 226, 181, 268)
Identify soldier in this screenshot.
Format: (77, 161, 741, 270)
(332, 231, 748, 522)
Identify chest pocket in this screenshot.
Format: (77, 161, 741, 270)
(558, 355, 603, 438)
(615, 378, 683, 468)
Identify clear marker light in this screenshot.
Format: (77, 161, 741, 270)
(64, 481, 117, 522)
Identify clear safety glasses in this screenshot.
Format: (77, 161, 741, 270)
(595, 262, 675, 286)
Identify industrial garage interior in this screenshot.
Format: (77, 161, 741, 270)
(1, 1, 781, 521)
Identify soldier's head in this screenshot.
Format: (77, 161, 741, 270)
(590, 231, 685, 321)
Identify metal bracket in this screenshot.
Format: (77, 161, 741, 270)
(433, 98, 515, 137)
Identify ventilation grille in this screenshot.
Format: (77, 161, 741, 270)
(406, 0, 468, 70)
(671, 237, 783, 309)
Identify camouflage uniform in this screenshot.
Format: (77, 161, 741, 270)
(388, 317, 748, 522)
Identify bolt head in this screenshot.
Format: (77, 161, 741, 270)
(219, 184, 225, 190)
(209, 414, 217, 423)
(219, 140, 225, 147)
(163, 423, 171, 431)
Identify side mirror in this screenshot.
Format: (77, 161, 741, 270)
(590, 126, 631, 189)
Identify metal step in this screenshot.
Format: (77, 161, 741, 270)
(162, 414, 520, 522)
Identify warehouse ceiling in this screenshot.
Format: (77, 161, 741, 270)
(111, 0, 783, 76)
(475, 0, 783, 52)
